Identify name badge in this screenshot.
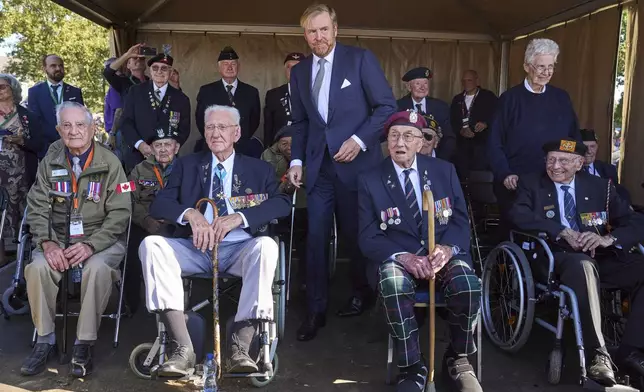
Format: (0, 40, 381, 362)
(70, 212, 84, 238)
(52, 169, 69, 177)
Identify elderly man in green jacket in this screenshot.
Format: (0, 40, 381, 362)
(21, 101, 131, 378)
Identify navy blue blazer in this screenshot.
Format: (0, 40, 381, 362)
(150, 151, 291, 237)
(289, 42, 397, 192)
(357, 155, 471, 288)
(27, 81, 83, 158)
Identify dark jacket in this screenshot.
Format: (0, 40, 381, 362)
(263, 83, 291, 145)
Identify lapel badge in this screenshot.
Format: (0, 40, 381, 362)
(387, 175, 396, 189)
(584, 197, 589, 200)
(546, 210, 555, 219)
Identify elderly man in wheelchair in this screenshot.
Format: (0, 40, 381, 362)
(508, 138, 644, 386)
(358, 110, 482, 392)
(138, 105, 291, 377)
(21, 101, 131, 377)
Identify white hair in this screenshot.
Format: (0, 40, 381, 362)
(524, 38, 560, 64)
(56, 101, 93, 126)
(204, 105, 240, 126)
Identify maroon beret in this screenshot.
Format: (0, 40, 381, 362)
(383, 110, 427, 137)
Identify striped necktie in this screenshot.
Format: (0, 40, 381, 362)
(403, 169, 422, 231)
(226, 85, 234, 106)
(560, 185, 579, 231)
(211, 163, 228, 217)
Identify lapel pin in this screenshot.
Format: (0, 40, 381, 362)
(245, 188, 252, 194)
(584, 197, 589, 200)
(546, 210, 555, 219)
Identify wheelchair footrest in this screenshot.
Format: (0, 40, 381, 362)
(582, 378, 640, 392)
(224, 370, 274, 378)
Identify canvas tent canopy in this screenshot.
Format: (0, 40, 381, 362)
(50, 0, 644, 204)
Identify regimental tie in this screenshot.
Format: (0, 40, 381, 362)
(226, 84, 235, 106)
(403, 169, 422, 231)
(561, 185, 580, 231)
(211, 163, 228, 217)
(71, 156, 82, 180)
(154, 89, 162, 103)
(415, 103, 423, 114)
(312, 58, 326, 108)
(51, 84, 61, 105)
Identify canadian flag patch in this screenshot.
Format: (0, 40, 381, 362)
(116, 181, 136, 194)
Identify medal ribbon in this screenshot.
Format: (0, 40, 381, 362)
(0, 111, 18, 130)
(153, 165, 165, 189)
(66, 147, 95, 210)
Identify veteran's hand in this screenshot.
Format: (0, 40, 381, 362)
(396, 253, 433, 280)
(213, 213, 243, 243)
(64, 243, 94, 267)
(428, 245, 453, 277)
(186, 209, 215, 252)
(577, 231, 614, 257)
(333, 138, 361, 163)
(460, 128, 475, 139)
(559, 228, 582, 251)
(474, 122, 487, 133)
(503, 175, 519, 190)
(138, 142, 153, 158)
(42, 241, 69, 272)
(287, 166, 303, 188)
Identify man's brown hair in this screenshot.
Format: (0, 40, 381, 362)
(300, 3, 338, 28)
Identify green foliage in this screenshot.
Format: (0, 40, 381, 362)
(0, 0, 109, 112)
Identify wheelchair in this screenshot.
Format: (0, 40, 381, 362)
(128, 228, 287, 388)
(481, 230, 638, 391)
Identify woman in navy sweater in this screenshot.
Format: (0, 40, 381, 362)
(487, 38, 581, 222)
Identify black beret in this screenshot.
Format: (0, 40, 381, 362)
(274, 125, 295, 143)
(284, 52, 304, 64)
(580, 129, 598, 142)
(218, 46, 239, 61)
(147, 54, 173, 67)
(402, 67, 432, 82)
(542, 138, 587, 156)
(149, 125, 180, 144)
(383, 110, 427, 137)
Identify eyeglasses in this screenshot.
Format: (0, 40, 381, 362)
(545, 157, 576, 166)
(205, 124, 237, 132)
(530, 63, 556, 75)
(0, 85, 10, 91)
(388, 132, 423, 143)
(151, 65, 170, 73)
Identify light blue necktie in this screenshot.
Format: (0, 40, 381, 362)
(210, 164, 228, 217)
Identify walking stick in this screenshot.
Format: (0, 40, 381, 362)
(422, 190, 437, 392)
(195, 198, 221, 381)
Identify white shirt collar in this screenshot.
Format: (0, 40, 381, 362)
(554, 176, 576, 192)
(412, 96, 426, 106)
(392, 155, 419, 178)
(153, 83, 169, 95)
(312, 44, 336, 67)
(47, 80, 62, 88)
(524, 78, 547, 94)
(223, 78, 238, 89)
(212, 150, 235, 174)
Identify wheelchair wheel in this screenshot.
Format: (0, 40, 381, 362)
(249, 352, 279, 387)
(129, 342, 165, 380)
(547, 348, 563, 385)
(482, 241, 535, 353)
(2, 284, 30, 315)
(274, 238, 286, 340)
(600, 289, 627, 349)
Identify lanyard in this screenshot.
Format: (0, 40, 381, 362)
(67, 147, 95, 210)
(153, 165, 165, 189)
(0, 111, 17, 130)
(461, 88, 479, 118)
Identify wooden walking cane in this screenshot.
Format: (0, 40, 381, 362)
(195, 198, 221, 381)
(422, 190, 437, 392)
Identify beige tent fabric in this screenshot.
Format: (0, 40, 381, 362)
(137, 32, 499, 154)
(620, 4, 642, 204)
(507, 7, 621, 163)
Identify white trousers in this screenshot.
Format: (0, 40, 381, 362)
(139, 236, 278, 322)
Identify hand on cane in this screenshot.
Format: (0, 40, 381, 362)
(427, 245, 454, 278)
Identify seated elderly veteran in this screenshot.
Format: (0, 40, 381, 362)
(358, 110, 482, 392)
(579, 128, 631, 204)
(21, 101, 131, 377)
(509, 138, 644, 384)
(139, 105, 291, 377)
(381, 117, 442, 160)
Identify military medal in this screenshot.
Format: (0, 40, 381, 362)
(245, 188, 252, 195)
(54, 181, 70, 193)
(87, 181, 102, 202)
(424, 184, 431, 191)
(393, 207, 401, 225)
(380, 211, 387, 230)
(546, 210, 555, 219)
(387, 208, 395, 225)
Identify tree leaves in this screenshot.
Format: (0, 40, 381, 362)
(0, 0, 109, 112)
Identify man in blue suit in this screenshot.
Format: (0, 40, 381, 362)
(358, 110, 482, 392)
(28, 54, 84, 158)
(139, 105, 291, 377)
(287, 4, 397, 341)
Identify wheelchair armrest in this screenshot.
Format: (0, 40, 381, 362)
(510, 230, 556, 287)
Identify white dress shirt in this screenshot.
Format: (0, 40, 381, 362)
(177, 151, 251, 243)
(135, 83, 169, 149)
(585, 163, 601, 177)
(47, 80, 63, 103)
(223, 78, 239, 96)
(411, 97, 427, 113)
(290, 45, 366, 169)
(554, 178, 576, 229)
(524, 78, 547, 94)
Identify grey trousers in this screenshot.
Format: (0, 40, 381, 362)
(139, 236, 278, 322)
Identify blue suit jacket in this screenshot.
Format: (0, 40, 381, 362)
(27, 81, 84, 158)
(289, 43, 397, 192)
(150, 151, 291, 237)
(357, 155, 471, 288)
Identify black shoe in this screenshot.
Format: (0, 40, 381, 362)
(588, 353, 617, 387)
(617, 350, 644, 379)
(70, 344, 94, 378)
(442, 355, 482, 392)
(20, 343, 57, 376)
(296, 313, 326, 341)
(227, 320, 259, 374)
(158, 345, 196, 377)
(397, 361, 428, 392)
(336, 295, 372, 317)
